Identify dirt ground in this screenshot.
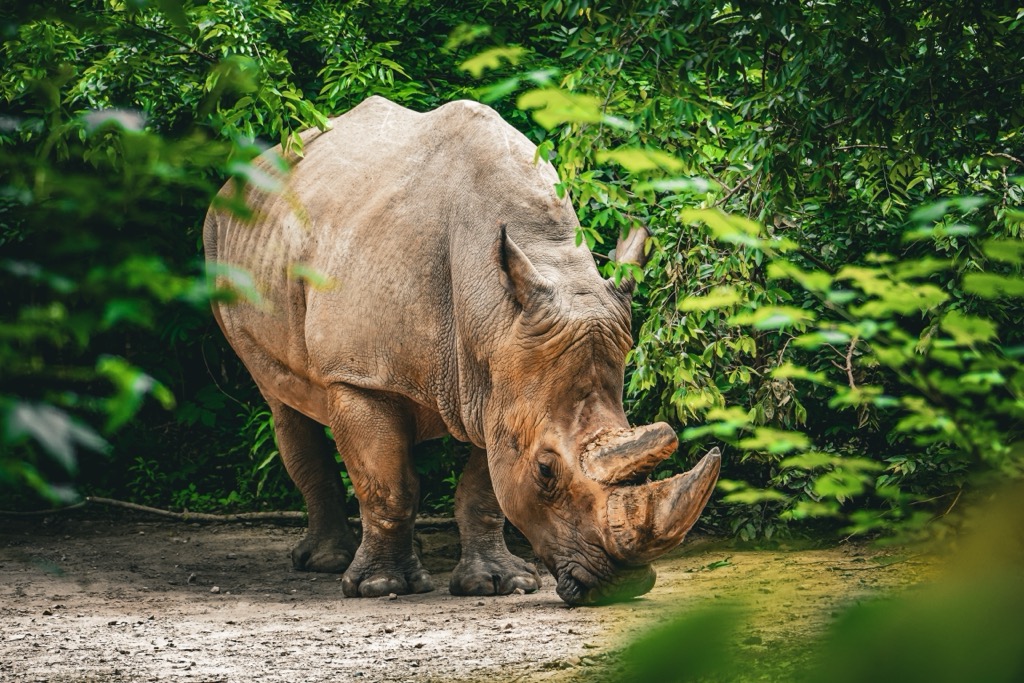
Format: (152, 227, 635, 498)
(0, 514, 936, 683)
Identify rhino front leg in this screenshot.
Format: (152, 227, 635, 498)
(450, 446, 541, 596)
(264, 397, 359, 573)
(327, 386, 434, 597)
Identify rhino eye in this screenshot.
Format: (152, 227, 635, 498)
(538, 462, 554, 479)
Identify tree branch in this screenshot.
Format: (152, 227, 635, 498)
(714, 173, 753, 207)
(843, 334, 859, 389)
(984, 151, 1024, 167)
(124, 20, 217, 64)
(835, 144, 890, 152)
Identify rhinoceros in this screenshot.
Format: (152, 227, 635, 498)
(203, 96, 720, 605)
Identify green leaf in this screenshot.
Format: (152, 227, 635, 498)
(853, 283, 949, 316)
(634, 177, 716, 194)
(5, 403, 108, 472)
(722, 487, 789, 504)
(730, 306, 816, 330)
(908, 196, 990, 223)
(767, 260, 832, 292)
(738, 427, 811, 454)
(1, 260, 75, 293)
(679, 286, 742, 311)
(682, 406, 753, 441)
(154, 0, 189, 29)
(813, 470, 867, 499)
(793, 329, 851, 349)
(475, 76, 522, 104)
(960, 370, 1005, 386)
(826, 290, 858, 305)
(903, 223, 978, 241)
(780, 451, 836, 470)
(516, 88, 604, 129)
(772, 363, 831, 385)
(102, 298, 153, 329)
(443, 24, 491, 52)
(618, 602, 743, 681)
(288, 262, 337, 291)
(982, 239, 1024, 264)
(941, 310, 997, 346)
(892, 258, 951, 280)
(835, 265, 885, 292)
(779, 500, 841, 520)
(459, 46, 527, 78)
(82, 109, 146, 133)
(963, 273, 1024, 298)
(679, 208, 763, 247)
(98, 355, 175, 432)
(781, 452, 883, 472)
(227, 160, 284, 193)
(596, 147, 684, 173)
(206, 262, 263, 306)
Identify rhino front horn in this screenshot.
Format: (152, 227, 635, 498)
(604, 448, 721, 565)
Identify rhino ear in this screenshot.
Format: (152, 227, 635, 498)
(607, 225, 650, 295)
(497, 224, 555, 309)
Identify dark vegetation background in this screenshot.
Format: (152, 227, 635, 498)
(2, 0, 1021, 542)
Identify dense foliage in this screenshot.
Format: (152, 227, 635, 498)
(2, 1, 1021, 539)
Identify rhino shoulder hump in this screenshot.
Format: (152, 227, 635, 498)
(429, 100, 549, 182)
(432, 100, 510, 136)
(347, 94, 410, 116)
(437, 98, 500, 118)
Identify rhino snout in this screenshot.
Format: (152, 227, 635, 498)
(555, 562, 657, 606)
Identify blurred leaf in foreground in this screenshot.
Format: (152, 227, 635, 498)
(611, 484, 1024, 682)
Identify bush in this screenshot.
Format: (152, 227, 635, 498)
(2, 1, 1021, 540)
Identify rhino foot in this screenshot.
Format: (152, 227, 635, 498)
(341, 552, 434, 597)
(449, 553, 541, 596)
(291, 535, 357, 573)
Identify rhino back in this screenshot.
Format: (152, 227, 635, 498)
(205, 96, 591, 440)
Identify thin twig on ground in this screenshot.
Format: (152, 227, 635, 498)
(0, 496, 457, 527)
(826, 554, 922, 572)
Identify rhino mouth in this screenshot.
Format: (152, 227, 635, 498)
(555, 561, 657, 606)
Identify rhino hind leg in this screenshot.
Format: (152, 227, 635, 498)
(265, 397, 359, 573)
(450, 447, 541, 596)
(327, 386, 434, 598)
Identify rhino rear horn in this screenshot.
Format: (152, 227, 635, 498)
(607, 225, 650, 295)
(583, 422, 679, 485)
(605, 448, 721, 565)
(497, 224, 555, 309)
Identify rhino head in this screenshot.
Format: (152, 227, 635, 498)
(483, 225, 721, 605)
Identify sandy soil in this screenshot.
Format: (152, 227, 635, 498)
(0, 515, 935, 682)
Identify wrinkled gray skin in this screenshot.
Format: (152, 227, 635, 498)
(204, 97, 720, 605)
